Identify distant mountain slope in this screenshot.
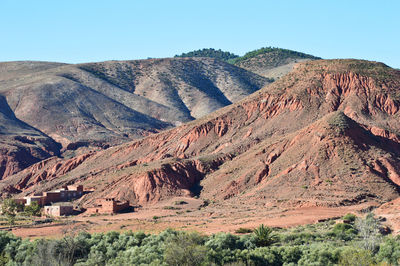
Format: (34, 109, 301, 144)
(232, 47, 321, 79)
(0, 95, 60, 179)
(174, 47, 321, 80)
(0, 58, 269, 178)
(174, 48, 239, 62)
(77, 58, 268, 120)
(5, 59, 400, 211)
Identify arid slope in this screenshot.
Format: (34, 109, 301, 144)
(2, 59, 400, 210)
(0, 58, 268, 179)
(0, 95, 60, 180)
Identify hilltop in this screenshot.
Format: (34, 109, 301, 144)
(175, 47, 321, 80)
(233, 47, 321, 79)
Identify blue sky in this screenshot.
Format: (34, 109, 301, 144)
(1, 0, 399, 68)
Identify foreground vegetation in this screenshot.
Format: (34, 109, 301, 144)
(0, 213, 399, 265)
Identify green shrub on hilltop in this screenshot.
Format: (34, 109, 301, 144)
(229, 46, 320, 64)
(175, 48, 239, 62)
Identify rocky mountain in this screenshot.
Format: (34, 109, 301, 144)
(232, 47, 321, 80)
(0, 58, 269, 179)
(3, 59, 400, 211)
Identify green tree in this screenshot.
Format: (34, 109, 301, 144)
(376, 236, 400, 265)
(355, 213, 382, 252)
(164, 232, 207, 266)
(253, 224, 277, 247)
(331, 223, 357, 241)
(297, 244, 342, 266)
(339, 248, 375, 266)
(24, 201, 41, 217)
(1, 199, 21, 226)
(229, 46, 320, 64)
(175, 48, 239, 62)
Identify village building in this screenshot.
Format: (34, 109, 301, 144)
(21, 184, 84, 206)
(23, 195, 46, 206)
(86, 198, 130, 214)
(44, 204, 74, 217)
(14, 185, 133, 217)
(14, 198, 27, 205)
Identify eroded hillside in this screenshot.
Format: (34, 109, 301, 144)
(3, 59, 400, 211)
(0, 58, 269, 179)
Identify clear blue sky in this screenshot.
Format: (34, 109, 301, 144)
(1, 0, 399, 68)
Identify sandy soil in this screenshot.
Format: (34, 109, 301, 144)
(11, 197, 391, 239)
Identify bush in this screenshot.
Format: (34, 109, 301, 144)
(342, 213, 357, 223)
(339, 248, 375, 266)
(245, 247, 282, 265)
(162, 206, 181, 210)
(331, 223, 357, 241)
(174, 200, 188, 205)
(280, 231, 321, 245)
(376, 236, 400, 265)
(297, 244, 342, 266)
(206, 233, 244, 251)
(164, 232, 207, 266)
(235, 228, 253, 234)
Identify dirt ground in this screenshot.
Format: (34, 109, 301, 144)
(11, 196, 399, 239)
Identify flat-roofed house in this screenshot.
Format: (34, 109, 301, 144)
(23, 196, 45, 206)
(44, 205, 74, 217)
(86, 198, 130, 214)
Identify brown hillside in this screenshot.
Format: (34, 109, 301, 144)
(0, 58, 268, 179)
(2, 59, 400, 210)
(0, 95, 60, 179)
